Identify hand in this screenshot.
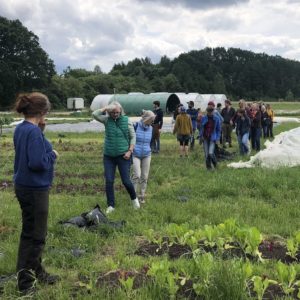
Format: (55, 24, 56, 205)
(38, 122, 46, 132)
(53, 150, 59, 158)
(123, 151, 132, 160)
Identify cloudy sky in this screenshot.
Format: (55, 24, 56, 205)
(1, 0, 300, 73)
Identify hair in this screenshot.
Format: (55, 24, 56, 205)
(225, 99, 231, 105)
(217, 103, 222, 108)
(141, 110, 155, 123)
(206, 107, 214, 113)
(153, 100, 160, 107)
(237, 108, 246, 115)
(15, 92, 51, 117)
(106, 101, 124, 115)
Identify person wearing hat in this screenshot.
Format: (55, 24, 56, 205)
(221, 99, 235, 148)
(173, 106, 193, 157)
(199, 106, 221, 169)
(186, 101, 198, 149)
(131, 110, 156, 203)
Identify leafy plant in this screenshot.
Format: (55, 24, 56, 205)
(286, 231, 300, 259)
(275, 261, 300, 296)
(251, 275, 277, 300)
(119, 276, 135, 298)
(147, 260, 179, 299)
(144, 228, 164, 251)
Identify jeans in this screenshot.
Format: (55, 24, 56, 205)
(15, 187, 49, 291)
(250, 127, 261, 151)
(203, 139, 217, 169)
(131, 155, 151, 197)
(237, 133, 249, 155)
(104, 155, 137, 207)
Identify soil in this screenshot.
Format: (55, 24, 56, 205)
(177, 279, 204, 300)
(96, 269, 149, 289)
(248, 281, 300, 300)
(135, 239, 300, 263)
(258, 240, 300, 263)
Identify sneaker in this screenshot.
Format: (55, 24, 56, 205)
(106, 206, 115, 214)
(37, 272, 60, 285)
(132, 198, 140, 209)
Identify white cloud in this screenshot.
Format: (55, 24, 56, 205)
(1, 0, 300, 72)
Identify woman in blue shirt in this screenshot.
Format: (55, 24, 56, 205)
(13, 92, 59, 294)
(132, 110, 155, 203)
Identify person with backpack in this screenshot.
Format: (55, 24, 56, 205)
(92, 102, 140, 214)
(131, 110, 155, 203)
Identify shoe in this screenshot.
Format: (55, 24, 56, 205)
(132, 198, 140, 209)
(106, 206, 115, 214)
(19, 286, 37, 296)
(37, 271, 60, 285)
(140, 197, 145, 204)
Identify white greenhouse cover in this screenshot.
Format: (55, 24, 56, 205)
(228, 126, 300, 169)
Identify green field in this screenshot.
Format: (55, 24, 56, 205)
(0, 122, 300, 299)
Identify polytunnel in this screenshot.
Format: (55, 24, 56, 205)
(109, 93, 180, 115)
(90, 94, 114, 111)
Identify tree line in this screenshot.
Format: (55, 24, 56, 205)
(1, 16, 300, 110)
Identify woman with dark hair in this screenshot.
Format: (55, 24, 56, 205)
(92, 102, 140, 214)
(13, 92, 59, 294)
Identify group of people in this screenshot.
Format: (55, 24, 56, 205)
(172, 98, 274, 169)
(12, 92, 274, 295)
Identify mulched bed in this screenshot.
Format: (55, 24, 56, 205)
(135, 238, 300, 262)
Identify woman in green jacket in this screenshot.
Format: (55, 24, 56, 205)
(93, 102, 140, 214)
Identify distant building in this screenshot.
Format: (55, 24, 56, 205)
(67, 98, 85, 110)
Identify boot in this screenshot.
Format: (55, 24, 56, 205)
(206, 157, 212, 170)
(36, 270, 60, 285)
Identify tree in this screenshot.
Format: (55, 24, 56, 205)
(0, 16, 55, 109)
(285, 89, 294, 101)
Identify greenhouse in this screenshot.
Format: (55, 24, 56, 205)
(90, 93, 180, 115)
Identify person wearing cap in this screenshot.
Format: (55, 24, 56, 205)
(221, 99, 235, 148)
(173, 106, 193, 157)
(186, 101, 198, 149)
(199, 106, 221, 169)
(151, 100, 163, 153)
(131, 110, 156, 203)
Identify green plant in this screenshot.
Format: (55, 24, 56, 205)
(147, 260, 179, 299)
(286, 231, 300, 259)
(119, 276, 135, 298)
(251, 275, 277, 300)
(144, 228, 164, 251)
(235, 226, 263, 260)
(276, 261, 300, 296)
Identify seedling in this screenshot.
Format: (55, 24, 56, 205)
(286, 231, 300, 259)
(276, 261, 300, 296)
(251, 275, 277, 300)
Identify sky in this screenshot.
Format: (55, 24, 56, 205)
(1, 0, 300, 73)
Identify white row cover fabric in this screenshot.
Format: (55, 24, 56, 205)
(228, 126, 300, 169)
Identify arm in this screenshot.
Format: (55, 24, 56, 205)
(92, 108, 109, 124)
(123, 120, 136, 160)
(27, 129, 56, 171)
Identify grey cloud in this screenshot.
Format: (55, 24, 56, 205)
(136, 0, 249, 9)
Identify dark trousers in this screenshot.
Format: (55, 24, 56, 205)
(15, 187, 49, 291)
(104, 155, 137, 207)
(267, 122, 273, 138)
(222, 123, 233, 146)
(250, 127, 261, 151)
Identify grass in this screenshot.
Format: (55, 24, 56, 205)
(0, 121, 299, 299)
